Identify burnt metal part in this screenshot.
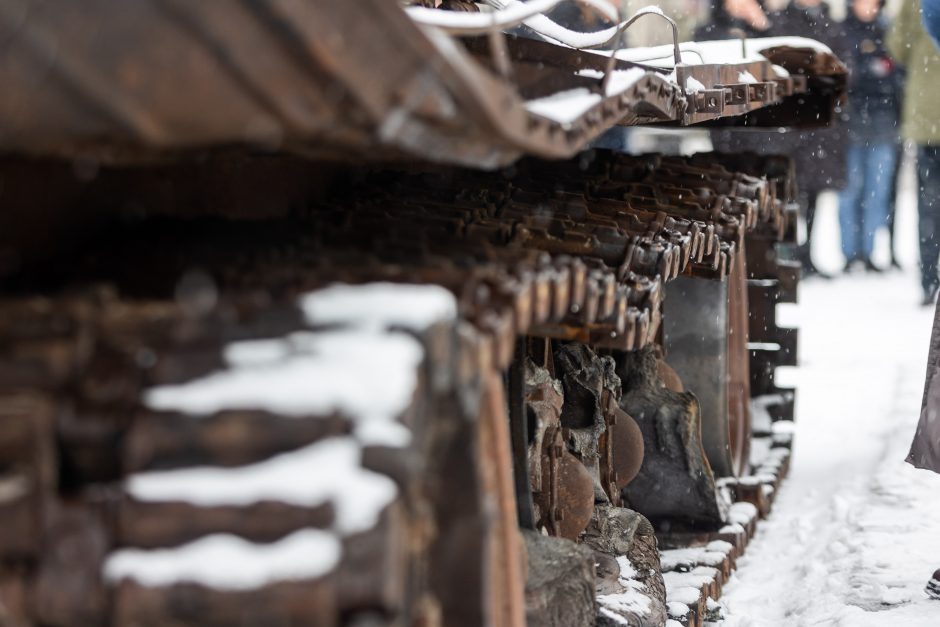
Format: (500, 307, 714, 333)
(598, 390, 644, 498)
(521, 530, 597, 627)
(552, 343, 643, 507)
(525, 357, 595, 540)
(618, 347, 724, 527)
(509, 338, 536, 529)
(583, 505, 667, 627)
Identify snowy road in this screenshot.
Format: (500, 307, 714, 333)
(721, 186, 940, 625)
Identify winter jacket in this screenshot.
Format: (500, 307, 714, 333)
(709, 1, 848, 193)
(887, 0, 940, 145)
(909, 299, 940, 473)
(839, 12, 902, 144)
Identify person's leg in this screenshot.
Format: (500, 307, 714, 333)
(800, 190, 834, 277)
(806, 190, 819, 241)
(839, 144, 864, 266)
(917, 145, 940, 300)
(888, 142, 905, 268)
(861, 143, 898, 266)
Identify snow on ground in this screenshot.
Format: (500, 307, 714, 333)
(720, 155, 940, 625)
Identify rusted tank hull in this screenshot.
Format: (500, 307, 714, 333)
(0, 2, 842, 623)
(0, 1, 844, 168)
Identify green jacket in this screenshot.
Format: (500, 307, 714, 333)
(888, 0, 940, 144)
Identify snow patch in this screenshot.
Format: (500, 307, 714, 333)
(146, 283, 456, 446)
(596, 554, 653, 619)
(147, 330, 421, 446)
(719, 522, 745, 534)
(685, 76, 706, 93)
(126, 437, 396, 535)
(109, 283, 461, 592)
(575, 67, 647, 96)
(666, 601, 690, 618)
(300, 282, 456, 331)
(637, 5, 665, 16)
(664, 566, 719, 591)
(721, 258, 940, 624)
(104, 529, 340, 590)
(660, 547, 727, 571)
(667, 585, 701, 605)
(751, 393, 788, 432)
(728, 502, 758, 526)
(526, 88, 602, 125)
(597, 590, 652, 617)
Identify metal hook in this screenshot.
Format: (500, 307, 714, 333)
(729, 27, 748, 59)
(599, 7, 682, 95)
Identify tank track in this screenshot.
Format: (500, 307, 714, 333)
(0, 149, 799, 626)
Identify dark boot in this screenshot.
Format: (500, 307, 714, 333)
(927, 569, 940, 599)
(798, 246, 833, 279)
(863, 258, 884, 273)
(843, 256, 864, 274)
(922, 285, 939, 308)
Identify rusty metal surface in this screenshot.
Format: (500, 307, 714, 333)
(663, 245, 751, 478)
(0, 0, 844, 168)
(0, 141, 807, 624)
(0, 286, 532, 627)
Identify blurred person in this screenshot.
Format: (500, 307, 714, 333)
(694, 0, 771, 39)
(837, 0, 902, 273)
(888, 0, 940, 304)
(708, 0, 848, 278)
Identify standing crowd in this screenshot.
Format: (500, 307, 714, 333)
(701, 0, 940, 304)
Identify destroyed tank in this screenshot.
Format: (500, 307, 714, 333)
(0, 1, 845, 626)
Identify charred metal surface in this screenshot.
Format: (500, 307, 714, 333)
(618, 347, 724, 527)
(584, 505, 667, 627)
(522, 349, 661, 624)
(509, 338, 536, 529)
(525, 358, 594, 540)
(553, 343, 643, 507)
(521, 530, 597, 627)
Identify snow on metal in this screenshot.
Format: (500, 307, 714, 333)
(106, 282, 457, 591)
(104, 529, 341, 590)
(125, 437, 397, 534)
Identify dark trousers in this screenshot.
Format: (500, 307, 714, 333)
(888, 143, 905, 264)
(795, 190, 820, 268)
(918, 146, 940, 292)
